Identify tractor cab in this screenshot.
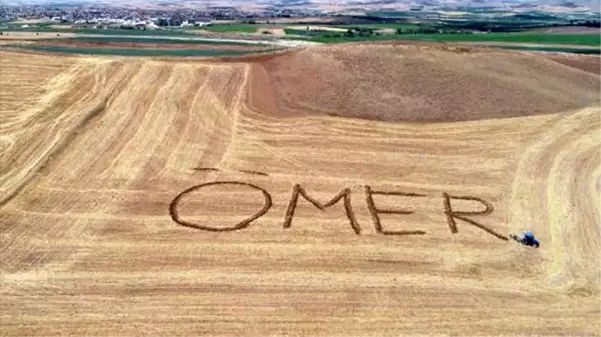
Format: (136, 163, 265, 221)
(510, 232, 540, 248)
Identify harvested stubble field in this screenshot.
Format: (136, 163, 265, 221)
(0, 43, 599, 336)
(29, 40, 273, 52)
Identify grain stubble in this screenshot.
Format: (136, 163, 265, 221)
(0, 45, 599, 336)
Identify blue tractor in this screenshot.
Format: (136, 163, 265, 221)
(510, 232, 539, 248)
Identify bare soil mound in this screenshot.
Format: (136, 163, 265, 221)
(247, 43, 600, 122)
(543, 53, 601, 75)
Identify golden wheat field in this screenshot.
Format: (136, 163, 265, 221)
(0, 46, 600, 336)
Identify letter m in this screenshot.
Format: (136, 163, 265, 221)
(282, 184, 361, 235)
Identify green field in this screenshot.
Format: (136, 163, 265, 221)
(66, 36, 269, 46)
(495, 45, 601, 54)
(332, 23, 419, 30)
(398, 33, 601, 45)
(285, 30, 601, 46)
(67, 28, 196, 36)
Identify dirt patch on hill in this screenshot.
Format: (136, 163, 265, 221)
(376, 28, 396, 35)
(246, 42, 600, 122)
(257, 28, 286, 36)
(543, 54, 601, 75)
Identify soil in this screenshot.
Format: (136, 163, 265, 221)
(256, 28, 286, 36)
(0, 32, 76, 39)
(543, 53, 601, 75)
(376, 28, 397, 35)
(246, 42, 600, 122)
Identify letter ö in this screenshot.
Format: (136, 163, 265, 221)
(169, 181, 272, 232)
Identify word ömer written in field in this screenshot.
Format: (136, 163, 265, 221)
(169, 181, 508, 241)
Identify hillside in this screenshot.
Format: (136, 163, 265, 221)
(247, 43, 600, 122)
(0, 44, 599, 336)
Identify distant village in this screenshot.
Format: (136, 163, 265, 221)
(0, 4, 328, 30)
(1, 1, 598, 34)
